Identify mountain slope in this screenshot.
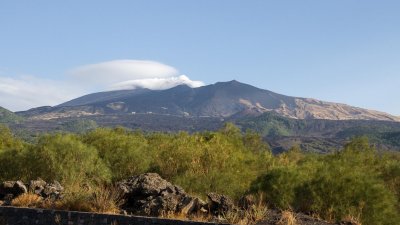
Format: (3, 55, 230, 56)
(18, 80, 400, 122)
(234, 111, 400, 152)
(58, 88, 152, 107)
(0, 107, 23, 123)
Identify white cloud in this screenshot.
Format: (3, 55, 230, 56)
(0, 76, 85, 111)
(109, 75, 204, 90)
(68, 60, 179, 87)
(0, 60, 205, 111)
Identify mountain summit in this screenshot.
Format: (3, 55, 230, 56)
(18, 80, 400, 122)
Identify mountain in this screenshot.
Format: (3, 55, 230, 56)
(0, 107, 23, 124)
(10, 80, 400, 153)
(18, 80, 400, 122)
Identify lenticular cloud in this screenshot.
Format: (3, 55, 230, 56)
(69, 59, 204, 91)
(68, 60, 180, 85)
(0, 60, 205, 111)
(108, 75, 204, 90)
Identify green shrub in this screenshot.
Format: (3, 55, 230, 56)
(0, 148, 28, 180)
(252, 138, 400, 225)
(0, 125, 24, 150)
(300, 162, 399, 225)
(82, 128, 150, 180)
(148, 125, 272, 198)
(251, 167, 306, 209)
(378, 152, 400, 204)
(26, 133, 111, 185)
(0, 126, 28, 180)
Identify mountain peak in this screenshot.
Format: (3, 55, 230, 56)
(216, 79, 241, 84)
(214, 80, 252, 87)
(18, 80, 400, 122)
(228, 79, 239, 83)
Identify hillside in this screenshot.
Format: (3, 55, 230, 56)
(17, 80, 400, 122)
(0, 107, 23, 124)
(235, 112, 400, 152)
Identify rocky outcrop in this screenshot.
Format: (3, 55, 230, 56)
(207, 192, 235, 215)
(0, 179, 63, 201)
(28, 179, 64, 200)
(117, 173, 207, 216)
(0, 181, 27, 199)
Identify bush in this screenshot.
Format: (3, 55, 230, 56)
(0, 126, 28, 180)
(25, 133, 111, 185)
(300, 163, 399, 225)
(82, 128, 150, 181)
(0, 125, 24, 150)
(0, 147, 29, 180)
(148, 124, 272, 198)
(252, 138, 400, 225)
(251, 167, 307, 209)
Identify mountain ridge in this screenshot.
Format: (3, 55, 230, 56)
(16, 80, 400, 122)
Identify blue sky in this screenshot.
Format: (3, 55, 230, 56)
(0, 1, 399, 114)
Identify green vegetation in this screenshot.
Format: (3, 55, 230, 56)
(82, 128, 150, 181)
(237, 112, 400, 152)
(59, 119, 98, 133)
(27, 134, 111, 184)
(236, 112, 298, 137)
(0, 107, 23, 124)
(251, 138, 400, 225)
(0, 124, 399, 224)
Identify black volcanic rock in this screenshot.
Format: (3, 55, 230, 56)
(0, 181, 27, 199)
(117, 173, 207, 216)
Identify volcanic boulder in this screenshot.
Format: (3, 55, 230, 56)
(0, 179, 63, 201)
(207, 192, 235, 215)
(117, 173, 207, 216)
(0, 181, 27, 199)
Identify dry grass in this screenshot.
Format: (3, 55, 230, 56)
(11, 193, 42, 207)
(244, 198, 268, 224)
(54, 184, 123, 214)
(161, 210, 214, 223)
(90, 185, 124, 214)
(162, 211, 189, 221)
(222, 210, 244, 225)
(223, 200, 268, 225)
(277, 210, 297, 225)
(188, 212, 213, 223)
(55, 191, 93, 212)
(163, 198, 267, 225)
(342, 215, 362, 225)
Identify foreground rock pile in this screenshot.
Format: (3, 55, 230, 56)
(117, 173, 214, 216)
(0, 174, 235, 218)
(0, 179, 64, 204)
(0, 174, 343, 225)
